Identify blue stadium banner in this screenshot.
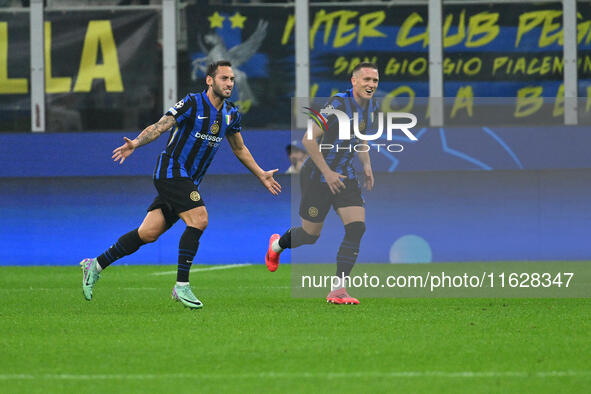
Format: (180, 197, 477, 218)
(0, 9, 160, 132)
(186, 4, 294, 128)
(188, 3, 591, 126)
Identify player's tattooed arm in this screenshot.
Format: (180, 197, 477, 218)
(135, 115, 176, 147)
(112, 115, 176, 164)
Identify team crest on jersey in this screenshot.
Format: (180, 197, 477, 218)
(308, 206, 319, 218)
(358, 119, 366, 131)
(189, 191, 201, 202)
(210, 122, 220, 135)
(174, 100, 184, 109)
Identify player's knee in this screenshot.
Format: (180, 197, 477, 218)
(184, 216, 207, 230)
(139, 228, 160, 243)
(197, 217, 208, 230)
(344, 221, 365, 243)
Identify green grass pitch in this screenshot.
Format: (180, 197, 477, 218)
(1, 264, 590, 393)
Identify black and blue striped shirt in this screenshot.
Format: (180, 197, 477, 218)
(305, 88, 378, 182)
(154, 91, 241, 186)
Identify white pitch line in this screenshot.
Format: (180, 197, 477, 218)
(151, 264, 253, 276)
(1, 285, 290, 291)
(121, 286, 290, 290)
(0, 371, 589, 380)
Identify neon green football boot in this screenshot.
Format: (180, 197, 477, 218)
(171, 284, 203, 309)
(80, 258, 100, 300)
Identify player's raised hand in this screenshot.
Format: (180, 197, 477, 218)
(112, 137, 138, 164)
(259, 169, 282, 195)
(324, 170, 347, 194)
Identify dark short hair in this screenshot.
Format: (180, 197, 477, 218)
(351, 62, 378, 77)
(207, 60, 232, 78)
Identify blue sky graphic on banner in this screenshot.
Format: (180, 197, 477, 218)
(190, 12, 269, 79)
(186, 7, 293, 123)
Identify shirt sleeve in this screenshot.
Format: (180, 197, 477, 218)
(323, 96, 345, 134)
(166, 95, 193, 124)
(227, 110, 242, 134)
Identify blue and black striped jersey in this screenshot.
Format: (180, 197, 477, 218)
(305, 88, 378, 182)
(153, 91, 241, 186)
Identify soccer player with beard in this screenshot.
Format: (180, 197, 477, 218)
(80, 60, 281, 309)
(265, 62, 379, 305)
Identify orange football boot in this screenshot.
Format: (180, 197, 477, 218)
(265, 234, 281, 272)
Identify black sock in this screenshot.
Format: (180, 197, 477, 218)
(278, 227, 319, 249)
(97, 229, 145, 269)
(336, 242, 358, 278)
(177, 226, 203, 283)
(336, 222, 365, 278)
(278, 229, 292, 249)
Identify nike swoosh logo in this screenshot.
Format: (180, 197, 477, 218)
(180, 297, 202, 306)
(198, 116, 208, 119)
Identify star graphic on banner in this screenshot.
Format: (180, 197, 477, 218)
(208, 12, 225, 28)
(229, 12, 247, 29)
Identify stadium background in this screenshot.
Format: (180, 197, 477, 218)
(1, 0, 590, 265)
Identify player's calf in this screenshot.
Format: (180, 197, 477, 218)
(266, 227, 320, 272)
(335, 221, 365, 282)
(96, 228, 146, 271)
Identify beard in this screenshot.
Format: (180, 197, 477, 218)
(212, 81, 232, 99)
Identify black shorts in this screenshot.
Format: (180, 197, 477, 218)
(299, 177, 364, 223)
(147, 178, 205, 228)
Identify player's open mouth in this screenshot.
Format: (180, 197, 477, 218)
(365, 89, 373, 94)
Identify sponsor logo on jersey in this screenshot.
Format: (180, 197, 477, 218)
(194, 132, 222, 143)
